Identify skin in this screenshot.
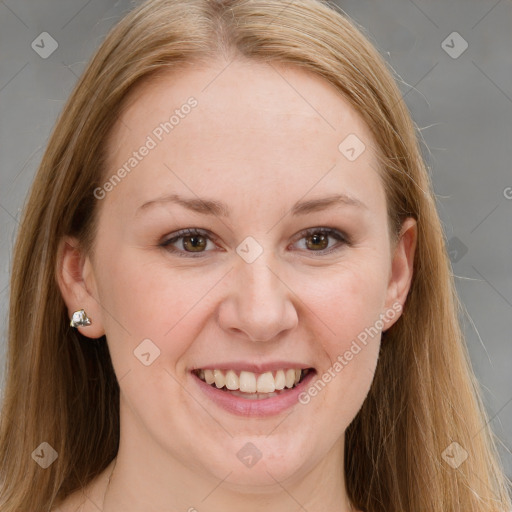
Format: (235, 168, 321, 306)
(57, 57, 417, 512)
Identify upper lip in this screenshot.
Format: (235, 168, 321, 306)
(191, 361, 314, 373)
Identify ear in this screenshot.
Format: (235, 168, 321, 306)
(56, 236, 106, 339)
(382, 217, 417, 332)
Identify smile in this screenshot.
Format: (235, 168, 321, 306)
(191, 367, 316, 416)
(193, 368, 311, 394)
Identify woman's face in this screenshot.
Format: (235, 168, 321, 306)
(72, 59, 414, 488)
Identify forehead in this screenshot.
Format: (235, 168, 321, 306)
(102, 59, 385, 218)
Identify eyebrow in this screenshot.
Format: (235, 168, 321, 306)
(136, 192, 367, 217)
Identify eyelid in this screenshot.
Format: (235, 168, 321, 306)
(290, 227, 350, 255)
(293, 226, 349, 244)
(160, 226, 350, 257)
(160, 228, 217, 257)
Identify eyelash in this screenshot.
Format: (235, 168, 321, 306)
(160, 227, 350, 258)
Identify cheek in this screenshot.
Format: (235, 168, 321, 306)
(93, 244, 211, 368)
(300, 255, 390, 344)
(301, 288, 382, 432)
(295, 259, 387, 420)
(309, 341, 380, 435)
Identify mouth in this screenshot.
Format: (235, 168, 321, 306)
(191, 367, 314, 400)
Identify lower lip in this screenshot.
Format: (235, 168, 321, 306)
(192, 371, 316, 417)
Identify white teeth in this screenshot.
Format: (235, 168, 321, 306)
(274, 370, 286, 390)
(239, 371, 257, 393)
(256, 372, 275, 393)
(285, 369, 296, 388)
(196, 367, 309, 393)
(225, 370, 239, 390)
(204, 369, 215, 385)
(214, 369, 225, 389)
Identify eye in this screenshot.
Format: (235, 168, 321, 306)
(160, 227, 350, 258)
(291, 227, 350, 255)
(160, 228, 217, 257)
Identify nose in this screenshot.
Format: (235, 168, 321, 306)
(217, 248, 298, 342)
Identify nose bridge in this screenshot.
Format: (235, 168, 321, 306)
(239, 248, 280, 303)
(238, 235, 283, 306)
(220, 235, 298, 342)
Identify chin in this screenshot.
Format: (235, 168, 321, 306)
(203, 436, 317, 489)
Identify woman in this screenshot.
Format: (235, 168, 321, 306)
(0, 0, 510, 510)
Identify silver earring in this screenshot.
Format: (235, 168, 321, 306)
(70, 309, 92, 328)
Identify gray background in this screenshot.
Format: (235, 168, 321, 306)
(1, 0, 511, 480)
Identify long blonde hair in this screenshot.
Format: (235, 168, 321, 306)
(1, 0, 510, 510)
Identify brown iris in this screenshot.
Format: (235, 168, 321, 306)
(182, 234, 207, 252)
(305, 232, 329, 251)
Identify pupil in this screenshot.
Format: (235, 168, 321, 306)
(307, 233, 328, 250)
(184, 235, 206, 251)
